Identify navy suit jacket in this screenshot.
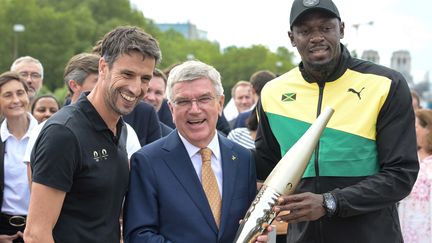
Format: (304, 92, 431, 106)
(159, 121, 173, 137)
(157, 99, 175, 129)
(233, 110, 252, 129)
(124, 131, 257, 243)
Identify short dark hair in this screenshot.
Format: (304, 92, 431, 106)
(99, 26, 162, 68)
(31, 94, 61, 114)
(0, 71, 29, 93)
(231, 81, 252, 98)
(250, 70, 276, 96)
(246, 108, 258, 131)
(63, 53, 100, 93)
(153, 68, 168, 87)
(92, 39, 103, 55)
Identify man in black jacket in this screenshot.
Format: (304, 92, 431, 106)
(255, 0, 419, 242)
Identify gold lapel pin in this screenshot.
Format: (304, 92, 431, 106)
(232, 155, 237, 160)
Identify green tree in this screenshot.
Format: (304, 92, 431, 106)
(0, 0, 77, 92)
(0, 0, 296, 105)
(212, 45, 294, 99)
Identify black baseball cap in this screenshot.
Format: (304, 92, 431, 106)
(290, 0, 340, 27)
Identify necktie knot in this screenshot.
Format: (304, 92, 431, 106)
(199, 148, 212, 164)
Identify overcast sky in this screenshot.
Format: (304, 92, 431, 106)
(131, 0, 431, 83)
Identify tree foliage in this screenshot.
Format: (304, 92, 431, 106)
(0, 0, 296, 103)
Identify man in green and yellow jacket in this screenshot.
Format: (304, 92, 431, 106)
(255, 0, 419, 242)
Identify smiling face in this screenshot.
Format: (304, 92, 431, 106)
(233, 84, 254, 113)
(14, 62, 43, 101)
(169, 78, 224, 148)
(0, 80, 29, 119)
(143, 75, 166, 111)
(99, 51, 155, 116)
(32, 97, 59, 123)
(289, 10, 344, 71)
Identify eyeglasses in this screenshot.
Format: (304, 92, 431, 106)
(172, 95, 216, 109)
(18, 72, 42, 80)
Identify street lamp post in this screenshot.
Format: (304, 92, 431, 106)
(13, 24, 25, 60)
(351, 21, 373, 57)
(186, 53, 195, 61)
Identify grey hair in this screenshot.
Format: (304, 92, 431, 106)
(64, 69, 89, 93)
(63, 53, 100, 94)
(166, 60, 224, 101)
(10, 56, 44, 79)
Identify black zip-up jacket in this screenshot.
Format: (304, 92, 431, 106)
(255, 44, 419, 243)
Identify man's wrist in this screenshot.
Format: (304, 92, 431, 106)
(322, 192, 337, 217)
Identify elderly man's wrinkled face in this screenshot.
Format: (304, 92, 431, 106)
(169, 78, 224, 148)
(15, 62, 43, 101)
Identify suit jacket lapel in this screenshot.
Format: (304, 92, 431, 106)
(162, 131, 218, 234)
(218, 135, 239, 237)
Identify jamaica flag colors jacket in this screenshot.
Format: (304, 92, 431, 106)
(255, 44, 418, 243)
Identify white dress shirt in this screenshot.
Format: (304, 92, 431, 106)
(0, 113, 37, 215)
(179, 132, 223, 195)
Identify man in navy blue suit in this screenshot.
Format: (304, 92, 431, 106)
(123, 60, 269, 243)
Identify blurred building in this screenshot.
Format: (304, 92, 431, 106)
(361, 50, 380, 64)
(156, 21, 207, 40)
(360, 49, 414, 88)
(391, 50, 413, 87)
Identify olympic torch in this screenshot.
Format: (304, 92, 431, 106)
(233, 107, 334, 243)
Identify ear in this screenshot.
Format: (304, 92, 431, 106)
(339, 21, 345, 39)
(288, 31, 296, 47)
(168, 101, 176, 124)
(217, 95, 225, 115)
(68, 80, 80, 94)
(99, 57, 107, 76)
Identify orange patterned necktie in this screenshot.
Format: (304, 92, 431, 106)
(199, 147, 222, 228)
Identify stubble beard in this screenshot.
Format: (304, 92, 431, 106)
(309, 56, 338, 73)
(104, 86, 138, 116)
(304, 53, 341, 82)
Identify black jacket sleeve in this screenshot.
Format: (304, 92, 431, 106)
(334, 72, 419, 217)
(254, 100, 282, 180)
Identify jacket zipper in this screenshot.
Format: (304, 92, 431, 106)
(315, 82, 325, 243)
(314, 82, 324, 184)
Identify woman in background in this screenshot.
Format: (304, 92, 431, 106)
(399, 108, 432, 242)
(30, 94, 60, 123)
(0, 71, 37, 242)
